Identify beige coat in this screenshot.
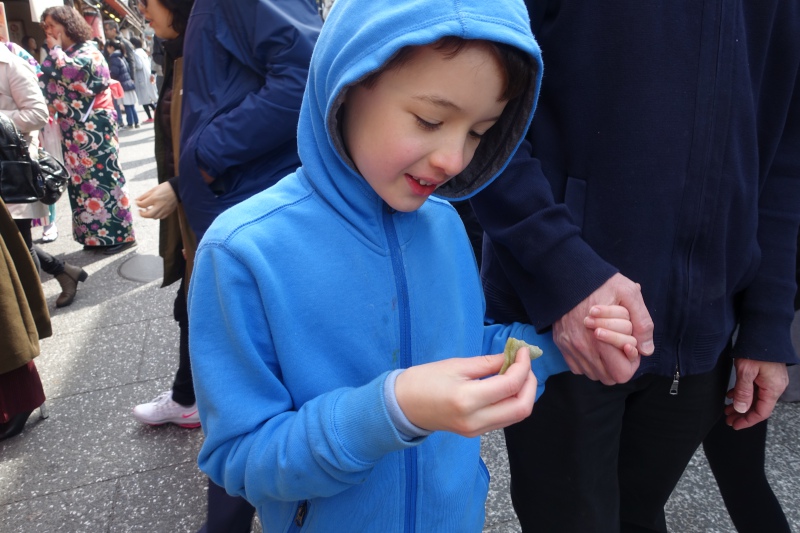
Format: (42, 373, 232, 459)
(0, 44, 50, 220)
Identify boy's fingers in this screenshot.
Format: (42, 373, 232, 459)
(594, 327, 637, 350)
(584, 317, 633, 335)
(589, 305, 630, 320)
(465, 368, 537, 436)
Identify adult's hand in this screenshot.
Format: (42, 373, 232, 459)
(45, 33, 61, 50)
(724, 359, 789, 430)
(136, 182, 178, 219)
(553, 273, 654, 385)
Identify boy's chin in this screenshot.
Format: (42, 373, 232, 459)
(383, 198, 429, 213)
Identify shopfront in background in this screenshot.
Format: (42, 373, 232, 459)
(0, 0, 144, 52)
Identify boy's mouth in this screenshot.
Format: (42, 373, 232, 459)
(406, 174, 440, 196)
(408, 174, 440, 187)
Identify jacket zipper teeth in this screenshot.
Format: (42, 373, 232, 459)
(383, 207, 417, 533)
(293, 500, 308, 528)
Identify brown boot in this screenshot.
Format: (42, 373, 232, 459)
(55, 263, 89, 308)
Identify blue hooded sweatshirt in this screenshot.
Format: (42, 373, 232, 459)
(188, 0, 567, 531)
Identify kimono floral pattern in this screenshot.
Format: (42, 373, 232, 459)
(39, 41, 135, 246)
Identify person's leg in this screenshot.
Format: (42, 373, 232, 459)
(114, 99, 126, 126)
(504, 372, 630, 532)
(703, 418, 790, 532)
(196, 479, 256, 533)
(32, 244, 88, 307)
(142, 104, 153, 120)
(13, 219, 40, 272)
(618, 355, 733, 532)
(33, 245, 65, 277)
(132, 274, 198, 426)
(129, 104, 140, 127)
(124, 105, 136, 128)
(42, 204, 58, 242)
(171, 277, 196, 406)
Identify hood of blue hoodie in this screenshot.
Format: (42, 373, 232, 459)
(297, 0, 543, 223)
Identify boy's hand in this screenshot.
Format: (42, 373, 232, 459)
(583, 304, 639, 360)
(395, 347, 537, 438)
(136, 182, 178, 219)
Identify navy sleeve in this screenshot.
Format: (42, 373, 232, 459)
(194, 0, 319, 181)
(471, 140, 618, 331)
(733, 72, 800, 364)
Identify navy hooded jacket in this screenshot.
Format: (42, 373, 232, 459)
(178, 0, 322, 240)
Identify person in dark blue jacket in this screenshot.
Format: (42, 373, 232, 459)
(469, 1, 800, 531)
(105, 39, 139, 129)
(178, 0, 320, 242)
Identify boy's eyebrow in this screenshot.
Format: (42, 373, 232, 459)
(413, 94, 462, 111)
(413, 94, 504, 122)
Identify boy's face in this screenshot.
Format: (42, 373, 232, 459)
(342, 44, 507, 212)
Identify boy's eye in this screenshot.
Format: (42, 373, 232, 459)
(415, 116, 440, 131)
(469, 130, 484, 140)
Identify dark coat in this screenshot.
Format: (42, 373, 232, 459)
(178, 0, 321, 240)
(474, 0, 800, 378)
(153, 36, 185, 288)
(107, 51, 135, 92)
(0, 197, 51, 374)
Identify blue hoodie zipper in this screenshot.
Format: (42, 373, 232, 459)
(383, 206, 417, 533)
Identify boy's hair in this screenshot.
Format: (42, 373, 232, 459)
(130, 36, 142, 49)
(358, 36, 532, 102)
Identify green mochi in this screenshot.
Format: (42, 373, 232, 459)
(499, 337, 543, 375)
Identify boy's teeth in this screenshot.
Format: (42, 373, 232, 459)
(418, 178, 432, 186)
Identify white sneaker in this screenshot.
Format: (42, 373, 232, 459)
(132, 391, 200, 428)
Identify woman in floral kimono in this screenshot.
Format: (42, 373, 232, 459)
(39, 6, 135, 254)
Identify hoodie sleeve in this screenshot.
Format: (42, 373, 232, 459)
(732, 72, 800, 365)
(188, 240, 419, 507)
(193, 1, 318, 182)
(471, 140, 619, 330)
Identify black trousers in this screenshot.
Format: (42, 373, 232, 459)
(14, 219, 64, 277)
(504, 355, 732, 533)
(703, 417, 790, 532)
(197, 479, 256, 533)
(142, 103, 156, 120)
(171, 276, 195, 406)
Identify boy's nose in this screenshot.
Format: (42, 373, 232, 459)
(429, 138, 469, 178)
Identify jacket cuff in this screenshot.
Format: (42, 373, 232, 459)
(332, 372, 423, 464)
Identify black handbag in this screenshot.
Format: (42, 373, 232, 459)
(0, 113, 69, 205)
(35, 148, 69, 205)
(0, 113, 40, 203)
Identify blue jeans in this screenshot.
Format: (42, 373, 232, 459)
(124, 104, 139, 127)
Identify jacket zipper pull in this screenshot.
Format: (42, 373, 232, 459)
(670, 369, 680, 396)
(294, 500, 308, 527)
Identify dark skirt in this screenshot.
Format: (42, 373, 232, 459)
(0, 361, 45, 423)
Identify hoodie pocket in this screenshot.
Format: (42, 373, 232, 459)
(563, 176, 587, 230)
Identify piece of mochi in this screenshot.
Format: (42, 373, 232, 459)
(499, 337, 543, 375)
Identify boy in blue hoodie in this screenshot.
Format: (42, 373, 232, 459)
(187, 0, 639, 530)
